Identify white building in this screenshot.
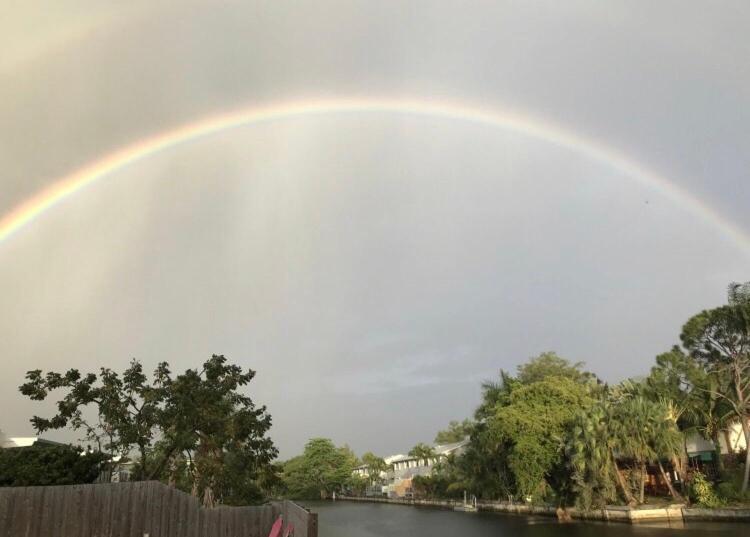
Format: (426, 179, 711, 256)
(384, 440, 469, 498)
(350, 440, 470, 498)
(389, 440, 469, 478)
(0, 429, 61, 449)
(685, 421, 748, 460)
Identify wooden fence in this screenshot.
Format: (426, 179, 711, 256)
(0, 481, 317, 537)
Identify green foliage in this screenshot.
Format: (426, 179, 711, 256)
(690, 472, 722, 508)
(0, 445, 106, 486)
(282, 438, 358, 499)
(158, 355, 278, 506)
(412, 474, 463, 500)
(516, 352, 597, 385)
(434, 419, 474, 444)
(360, 452, 387, 484)
(19, 355, 277, 506)
(19, 360, 163, 477)
(408, 443, 436, 463)
(679, 284, 750, 493)
(474, 370, 520, 422)
(486, 376, 593, 500)
(565, 404, 618, 509)
(715, 467, 750, 503)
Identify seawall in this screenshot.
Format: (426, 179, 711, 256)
(337, 495, 750, 524)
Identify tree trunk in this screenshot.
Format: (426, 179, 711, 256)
(138, 443, 148, 480)
(611, 451, 636, 505)
(657, 460, 683, 502)
(741, 415, 750, 494)
(733, 362, 750, 493)
(723, 429, 734, 461)
(711, 430, 725, 473)
(203, 484, 215, 508)
(639, 461, 646, 504)
(677, 437, 690, 494)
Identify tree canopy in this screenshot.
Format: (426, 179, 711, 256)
(434, 419, 473, 444)
(19, 355, 277, 506)
(679, 283, 750, 493)
(282, 438, 359, 499)
(516, 352, 597, 385)
(0, 445, 106, 487)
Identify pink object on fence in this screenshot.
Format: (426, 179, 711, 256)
(268, 516, 283, 537)
(283, 523, 295, 537)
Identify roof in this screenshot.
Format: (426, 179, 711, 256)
(433, 439, 469, 455)
(0, 430, 64, 449)
(384, 439, 470, 464)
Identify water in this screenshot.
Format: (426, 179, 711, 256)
(304, 501, 744, 536)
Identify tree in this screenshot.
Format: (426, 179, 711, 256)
(19, 355, 278, 505)
(474, 370, 520, 421)
(361, 452, 387, 484)
(0, 445, 106, 487)
(282, 438, 358, 499)
(680, 283, 750, 493)
(516, 352, 596, 385)
(408, 443, 437, 465)
(488, 376, 593, 500)
(647, 347, 732, 480)
(608, 395, 683, 504)
(434, 419, 474, 444)
(19, 359, 165, 479)
(566, 404, 621, 509)
(154, 355, 277, 506)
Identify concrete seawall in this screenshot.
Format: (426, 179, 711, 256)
(338, 496, 750, 524)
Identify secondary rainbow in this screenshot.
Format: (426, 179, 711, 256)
(2, 97, 749, 254)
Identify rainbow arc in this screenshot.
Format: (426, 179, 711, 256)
(1, 98, 748, 255)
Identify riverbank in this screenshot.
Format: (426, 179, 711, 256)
(337, 495, 750, 524)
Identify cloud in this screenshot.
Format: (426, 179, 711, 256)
(1, 1, 748, 457)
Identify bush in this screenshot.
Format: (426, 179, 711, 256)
(716, 482, 738, 501)
(0, 445, 106, 487)
(689, 472, 723, 508)
(715, 471, 750, 504)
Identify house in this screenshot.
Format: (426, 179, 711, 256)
(615, 421, 748, 496)
(0, 429, 63, 449)
(350, 440, 470, 499)
(384, 440, 469, 499)
(352, 464, 371, 479)
(685, 421, 747, 461)
(389, 440, 468, 479)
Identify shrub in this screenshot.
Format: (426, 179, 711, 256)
(715, 470, 750, 504)
(0, 445, 106, 487)
(689, 472, 722, 508)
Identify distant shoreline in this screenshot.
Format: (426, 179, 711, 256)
(336, 495, 750, 524)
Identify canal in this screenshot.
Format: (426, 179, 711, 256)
(306, 501, 745, 536)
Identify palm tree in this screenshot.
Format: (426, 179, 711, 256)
(648, 401, 685, 502)
(566, 404, 622, 509)
(611, 395, 685, 503)
(409, 443, 437, 466)
(610, 396, 655, 504)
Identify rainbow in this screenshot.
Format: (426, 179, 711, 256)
(2, 97, 749, 254)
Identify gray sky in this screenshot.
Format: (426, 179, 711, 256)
(1, 1, 749, 459)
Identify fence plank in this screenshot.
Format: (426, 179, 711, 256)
(0, 489, 11, 537)
(0, 482, 315, 537)
(7, 487, 26, 537)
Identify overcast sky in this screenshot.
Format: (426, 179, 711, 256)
(1, 1, 749, 459)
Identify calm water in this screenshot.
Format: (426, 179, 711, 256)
(304, 501, 744, 537)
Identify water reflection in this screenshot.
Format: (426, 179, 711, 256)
(304, 501, 743, 536)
